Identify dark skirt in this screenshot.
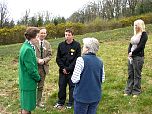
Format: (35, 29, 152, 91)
(20, 90, 36, 111)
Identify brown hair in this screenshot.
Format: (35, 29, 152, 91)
(65, 28, 74, 35)
(39, 27, 46, 30)
(24, 27, 40, 40)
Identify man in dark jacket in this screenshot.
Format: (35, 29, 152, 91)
(54, 28, 81, 109)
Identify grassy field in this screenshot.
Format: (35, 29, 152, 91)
(0, 25, 152, 114)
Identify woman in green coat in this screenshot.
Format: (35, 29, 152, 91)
(19, 27, 41, 114)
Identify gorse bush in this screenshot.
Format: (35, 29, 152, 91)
(86, 13, 152, 32)
(56, 22, 85, 37)
(0, 22, 85, 45)
(45, 23, 57, 39)
(0, 13, 152, 45)
(85, 17, 109, 32)
(118, 13, 152, 27)
(0, 26, 26, 45)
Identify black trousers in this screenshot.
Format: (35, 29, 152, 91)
(58, 72, 74, 105)
(125, 56, 144, 95)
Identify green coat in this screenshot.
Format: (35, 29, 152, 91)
(19, 41, 40, 91)
(19, 41, 41, 111)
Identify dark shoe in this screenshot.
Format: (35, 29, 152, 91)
(66, 105, 72, 109)
(54, 103, 64, 109)
(65, 103, 72, 109)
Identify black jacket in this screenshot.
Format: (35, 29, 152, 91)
(128, 32, 148, 57)
(56, 40, 81, 74)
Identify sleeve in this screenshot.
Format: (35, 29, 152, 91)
(128, 43, 132, 54)
(102, 64, 105, 83)
(43, 43, 52, 64)
(24, 49, 40, 82)
(56, 43, 65, 69)
(71, 57, 84, 83)
(66, 43, 81, 72)
(132, 32, 148, 55)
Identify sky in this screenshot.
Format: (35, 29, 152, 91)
(1, 0, 93, 21)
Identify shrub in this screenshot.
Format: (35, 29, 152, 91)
(1, 13, 152, 45)
(56, 23, 66, 37)
(45, 23, 57, 39)
(85, 17, 110, 33)
(0, 25, 26, 45)
(66, 22, 85, 35)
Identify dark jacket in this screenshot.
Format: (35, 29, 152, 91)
(128, 32, 148, 57)
(56, 40, 81, 74)
(73, 53, 103, 103)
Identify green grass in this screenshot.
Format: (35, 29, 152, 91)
(0, 24, 152, 114)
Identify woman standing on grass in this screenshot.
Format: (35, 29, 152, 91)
(124, 19, 148, 97)
(19, 27, 41, 114)
(71, 38, 105, 114)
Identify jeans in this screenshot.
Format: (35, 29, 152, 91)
(74, 100, 99, 114)
(125, 56, 144, 95)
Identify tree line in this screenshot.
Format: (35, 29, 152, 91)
(69, 0, 152, 23)
(0, 0, 152, 28)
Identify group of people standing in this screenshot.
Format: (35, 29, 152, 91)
(18, 19, 148, 114)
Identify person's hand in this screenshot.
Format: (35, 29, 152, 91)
(128, 52, 132, 57)
(38, 59, 44, 65)
(63, 68, 69, 75)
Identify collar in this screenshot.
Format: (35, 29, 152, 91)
(38, 39, 44, 45)
(65, 39, 74, 44)
(26, 40, 33, 45)
(26, 40, 35, 50)
(85, 52, 96, 56)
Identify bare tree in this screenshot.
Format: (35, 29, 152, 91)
(127, 0, 138, 15)
(121, 0, 128, 17)
(44, 11, 52, 25)
(37, 13, 44, 26)
(18, 9, 30, 25)
(136, 0, 152, 14)
(24, 9, 30, 25)
(69, 0, 152, 23)
(0, 1, 9, 28)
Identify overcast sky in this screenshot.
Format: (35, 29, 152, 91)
(1, 0, 93, 21)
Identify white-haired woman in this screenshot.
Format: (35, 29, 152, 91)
(124, 19, 148, 97)
(71, 38, 105, 114)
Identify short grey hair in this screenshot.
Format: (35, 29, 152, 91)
(83, 37, 99, 54)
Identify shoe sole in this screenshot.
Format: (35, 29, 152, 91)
(54, 105, 64, 109)
(133, 95, 138, 98)
(123, 94, 128, 96)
